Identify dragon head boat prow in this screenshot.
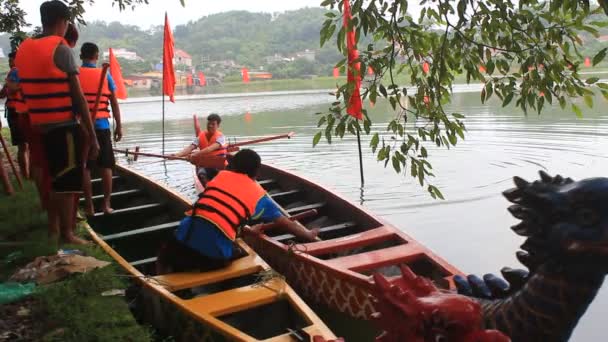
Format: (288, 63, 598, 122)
(370, 264, 509, 342)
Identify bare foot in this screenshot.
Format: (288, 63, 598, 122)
(62, 235, 91, 245)
(102, 207, 114, 215)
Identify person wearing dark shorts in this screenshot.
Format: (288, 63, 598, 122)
(14, 1, 100, 245)
(1, 52, 29, 179)
(79, 42, 123, 216)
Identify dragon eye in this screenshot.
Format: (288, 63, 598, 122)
(576, 208, 598, 227)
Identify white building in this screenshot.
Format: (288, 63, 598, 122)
(103, 48, 138, 61)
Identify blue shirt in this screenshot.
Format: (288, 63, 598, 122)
(7, 69, 18, 82)
(81, 62, 116, 130)
(175, 194, 283, 259)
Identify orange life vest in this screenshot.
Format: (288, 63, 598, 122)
(185, 170, 265, 241)
(78, 67, 111, 119)
(14, 36, 74, 126)
(198, 130, 227, 157)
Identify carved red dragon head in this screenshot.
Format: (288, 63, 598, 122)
(370, 265, 510, 342)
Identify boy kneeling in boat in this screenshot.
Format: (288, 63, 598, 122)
(157, 149, 320, 273)
(173, 113, 226, 186)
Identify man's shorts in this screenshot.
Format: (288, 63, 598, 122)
(6, 108, 25, 146)
(42, 122, 83, 193)
(86, 129, 115, 170)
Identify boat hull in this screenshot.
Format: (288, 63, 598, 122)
(85, 164, 335, 341)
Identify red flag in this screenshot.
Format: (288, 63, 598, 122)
(333, 67, 340, 78)
(198, 71, 206, 86)
(344, 0, 362, 120)
(109, 48, 127, 99)
(584, 57, 591, 67)
(242, 68, 250, 83)
(367, 66, 374, 75)
(422, 61, 430, 74)
(163, 13, 176, 102)
(186, 73, 193, 86)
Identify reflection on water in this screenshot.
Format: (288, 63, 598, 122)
(115, 91, 608, 341)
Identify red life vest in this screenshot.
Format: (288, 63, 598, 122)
(198, 130, 227, 157)
(78, 67, 111, 119)
(185, 170, 265, 241)
(14, 36, 74, 126)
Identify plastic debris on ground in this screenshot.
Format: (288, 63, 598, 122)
(0, 282, 36, 305)
(9, 253, 110, 285)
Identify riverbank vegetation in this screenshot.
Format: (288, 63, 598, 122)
(0, 128, 152, 341)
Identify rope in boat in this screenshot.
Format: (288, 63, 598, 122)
(252, 269, 286, 295)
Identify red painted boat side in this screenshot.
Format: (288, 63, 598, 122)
(241, 163, 464, 320)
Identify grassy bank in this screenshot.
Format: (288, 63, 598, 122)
(0, 128, 152, 341)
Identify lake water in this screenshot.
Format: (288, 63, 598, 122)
(114, 87, 607, 341)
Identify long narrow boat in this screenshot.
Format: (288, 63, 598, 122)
(84, 165, 336, 341)
(240, 166, 463, 320)
(190, 117, 462, 321)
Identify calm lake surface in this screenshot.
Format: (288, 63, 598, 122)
(114, 87, 607, 341)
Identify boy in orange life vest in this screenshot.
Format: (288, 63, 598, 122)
(79, 42, 123, 216)
(1, 52, 29, 179)
(156, 149, 320, 273)
(14, 0, 99, 244)
(173, 113, 226, 185)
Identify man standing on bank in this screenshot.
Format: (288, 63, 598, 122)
(15, 0, 99, 244)
(79, 42, 123, 216)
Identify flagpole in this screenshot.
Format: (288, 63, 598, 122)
(161, 14, 166, 155)
(356, 124, 364, 186)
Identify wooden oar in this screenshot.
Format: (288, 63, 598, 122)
(91, 63, 110, 121)
(113, 148, 227, 169)
(0, 134, 23, 189)
(225, 132, 295, 152)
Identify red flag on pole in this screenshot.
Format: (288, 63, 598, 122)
(109, 48, 127, 99)
(163, 12, 176, 102)
(198, 71, 206, 86)
(584, 57, 591, 67)
(242, 68, 250, 83)
(186, 73, 193, 86)
(344, 0, 362, 120)
(333, 67, 340, 78)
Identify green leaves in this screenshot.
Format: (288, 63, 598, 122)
(313, 0, 606, 199)
(312, 131, 322, 147)
(593, 48, 607, 66)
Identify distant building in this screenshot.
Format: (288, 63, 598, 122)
(265, 54, 292, 64)
(103, 48, 138, 61)
(174, 49, 192, 67)
(124, 75, 154, 89)
(294, 49, 315, 62)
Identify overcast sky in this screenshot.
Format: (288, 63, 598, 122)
(18, 0, 328, 29)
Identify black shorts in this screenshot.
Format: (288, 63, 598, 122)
(156, 236, 230, 273)
(86, 129, 115, 169)
(6, 108, 25, 146)
(42, 122, 83, 193)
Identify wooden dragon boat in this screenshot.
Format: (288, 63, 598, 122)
(84, 164, 336, 341)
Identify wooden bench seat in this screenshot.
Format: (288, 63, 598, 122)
(185, 279, 283, 316)
(301, 226, 396, 256)
(102, 221, 180, 241)
(327, 243, 424, 272)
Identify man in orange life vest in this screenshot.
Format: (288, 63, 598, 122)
(156, 149, 320, 273)
(14, 0, 99, 244)
(79, 42, 123, 216)
(173, 113, 226, 185)
(1, 52, 29, 179)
